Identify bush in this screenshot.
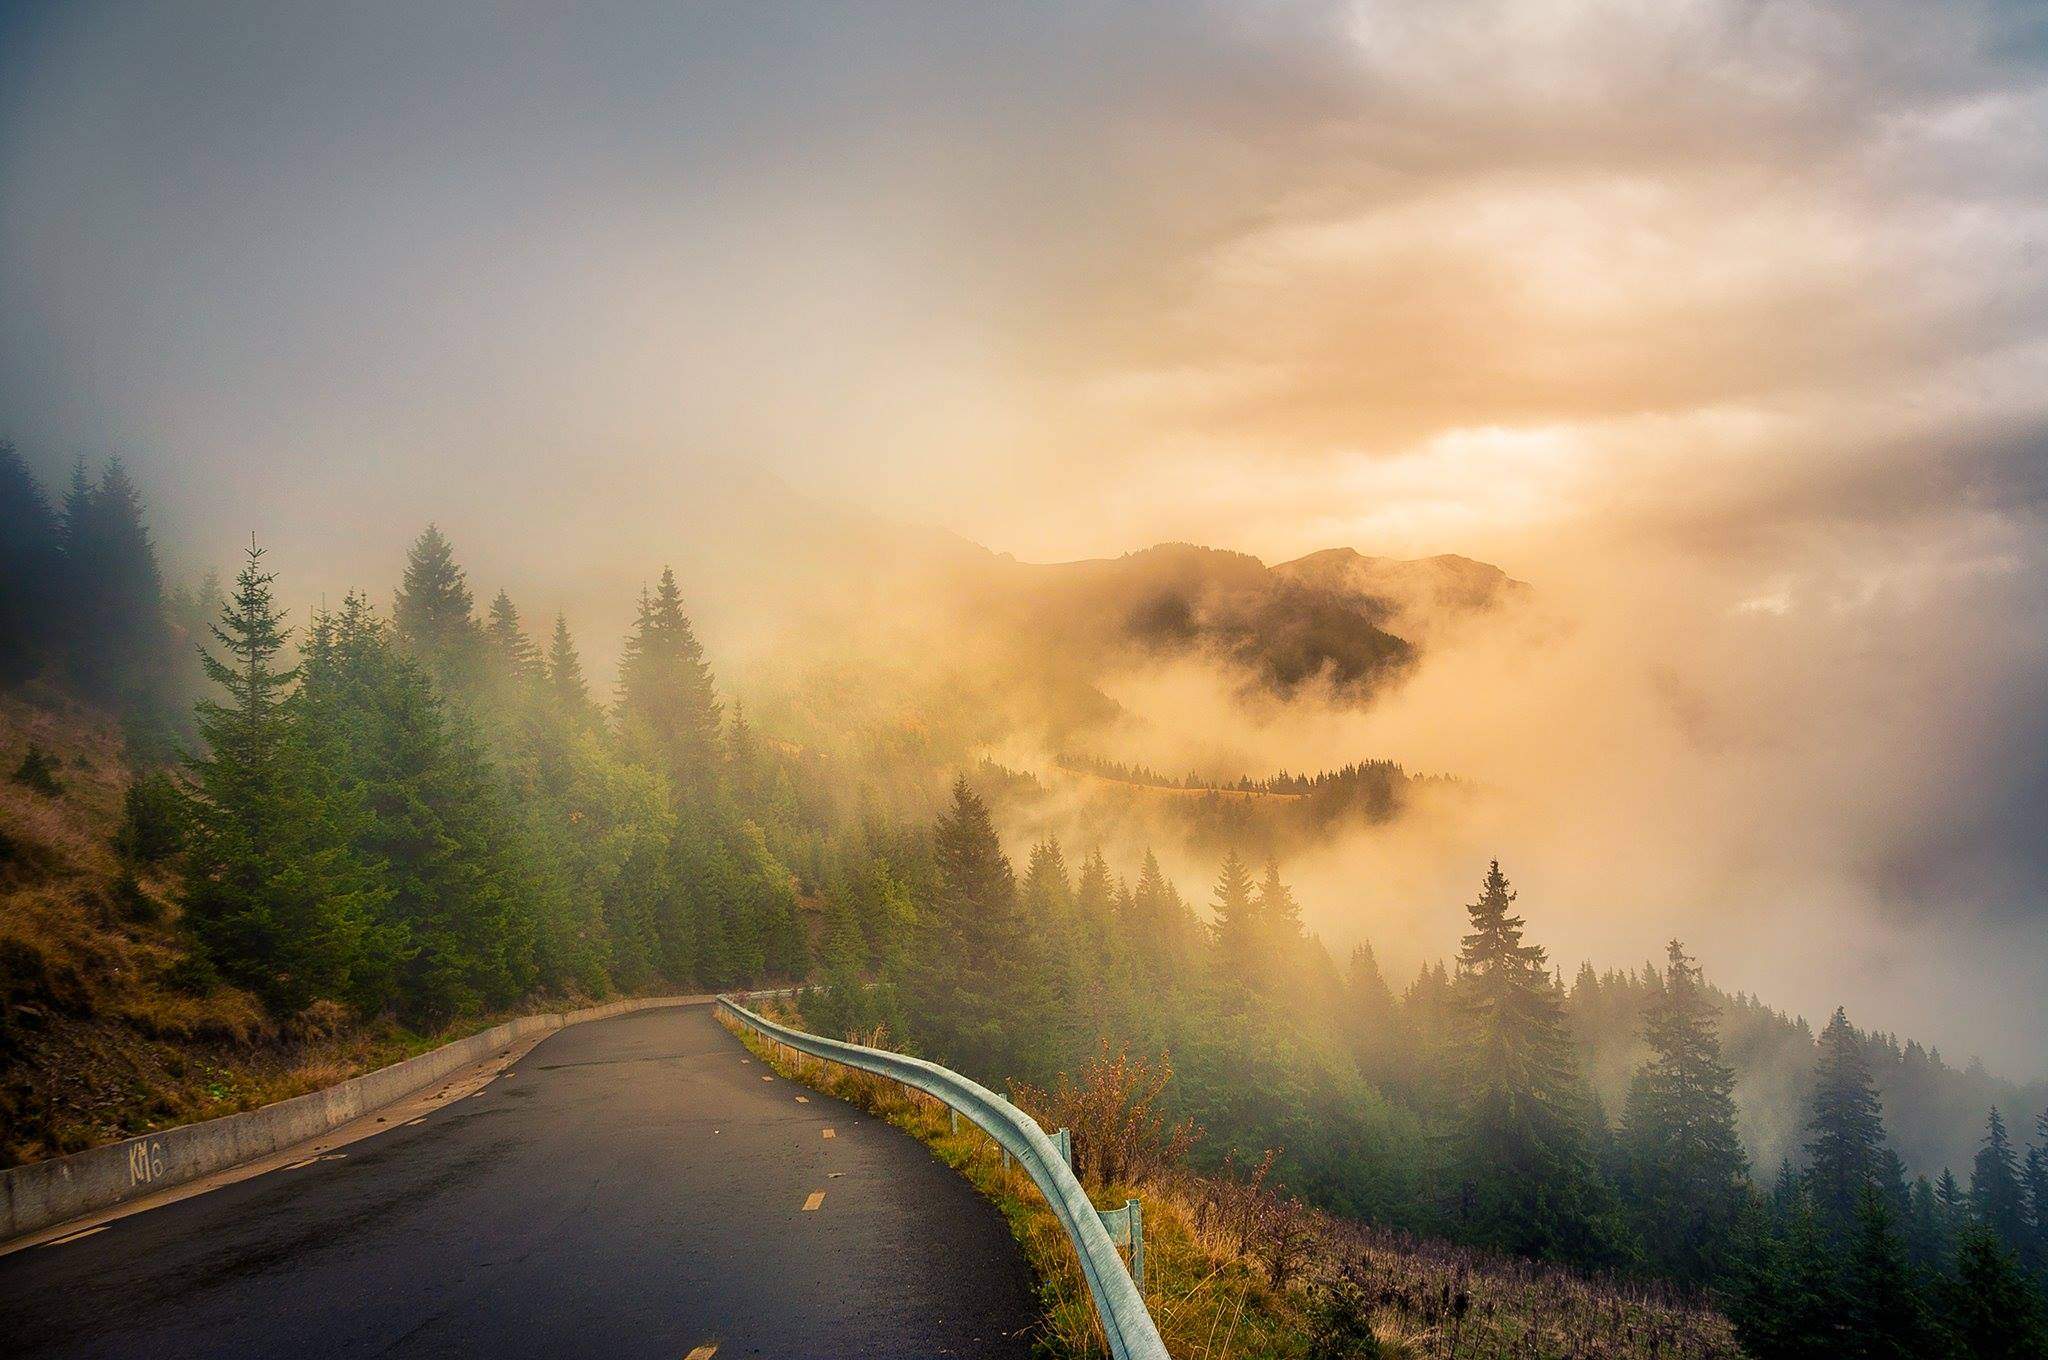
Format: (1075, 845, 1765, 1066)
(1011, 1039, 1198, 1188)
(1306, 1273, 1385, 1359)
(116, 771, 185, 864)
(10, 744, 62, 797)
(163, 950, 221, 997)
(286, 998, 353, 1042)
(110, 872, 164, 925)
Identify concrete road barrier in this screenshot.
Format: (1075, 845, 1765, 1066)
(0, 995, 709, 1244)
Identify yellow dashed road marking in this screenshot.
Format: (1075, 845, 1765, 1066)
(761, 1075, 773, 1082)
(685, 1346, 719, 1360)
(802, 1191, 826, 1211)
(794, 1095, 808, 1103)
(822, 1128, 835, 1139)
(43, 1226, 108, 1248)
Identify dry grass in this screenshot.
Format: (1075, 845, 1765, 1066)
(725, 1004, 1745, 1360)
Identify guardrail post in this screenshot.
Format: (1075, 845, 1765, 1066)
(1127, 1198, 1144, 1291)
(949, 1109, 958, 1135)
(1054, 1127, 1072, 1168)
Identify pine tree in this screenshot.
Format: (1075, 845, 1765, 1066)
(1729, 1191, 1846, 1360)
(1840, 1186, 1940, 1360)
(1020, 838, 1074, 944)
(1067, 845, 1122, 1025)
(1255, 859, 1303, 941)
(0, 442, 61, 679)
(726, 701, 760, 801)
(1970, 1108, 2028, 1254)
(1126, 849, 1196, 983)
(1905, 1174, 1948, 1268)
(1622, 939, 1748, 1282)
(57, 459, 91, 562)
(1450, 861, 1609, 1262)
(1937, 1166, 1970, 1233)
(1346, 940, 1399, 1081)
(806, 893, 879, 1039)
(66, 459, 173, 714)
(181, 544, 380, 1011)
(484, 589, 541, 685)
(1210, 848, 1260, 995)
(393, 524, 484, 696)
(1805, 1007, 1888, 1243)
(615, 567, 722, 795)
(299, 593, 534, 1021)
(901, 778, 1044, 1083)
(2024, 1126, 2048, 1272)
(543, 614, 594, 723)
(1939, 1227, 2048, 1360)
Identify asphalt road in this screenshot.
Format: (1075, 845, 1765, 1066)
(0, 1004, 1040, 1359)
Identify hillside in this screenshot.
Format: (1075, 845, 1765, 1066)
(0, 685, 568, 1167)
(1272, 549, 1529, 642)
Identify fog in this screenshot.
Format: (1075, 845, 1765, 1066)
(3, 2, 2046, 1074)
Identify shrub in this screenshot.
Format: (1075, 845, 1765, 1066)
(1011, 1039, 1198, 1189)
(287, 997, 353, 1042)
(163, 950, 221, 997)
(10, 744, 62, 796)
(1306, 1272, 1385, 1359)
(116, 771, 185, 863)
(110, 872, 164, 925)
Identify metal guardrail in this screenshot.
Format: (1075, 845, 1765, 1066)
(719, 995, 1170, 1360)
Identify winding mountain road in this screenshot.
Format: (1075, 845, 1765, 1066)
(0, 1004, 1039, 1358)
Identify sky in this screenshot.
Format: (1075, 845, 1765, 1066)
(4, 1, 2047, 1073)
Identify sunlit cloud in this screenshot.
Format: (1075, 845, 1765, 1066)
(2, 0, 2046, 1070)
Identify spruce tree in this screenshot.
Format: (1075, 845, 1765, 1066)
(1970, 1108, 2028, 1254)
(1126, 849, 1197, 983)
(1255, 859, 1303, 939)
(299, 593, 535, 1021)
(807, 895, 879, 1039)
(1905, 1174, 1948, 1268)
(1450, 861, 1607, 1261)
(181, 544, 379, 1011)
(0, 441, 60, 679)
(2024, 1131, 2048, 1272)
(1805, 1006, 1888, 1243)
(1069, 845, 1122, 1022)
(484, 589, 541, 684)
(1939, 1227, 2048, 1360)
(902, 778, 1043, 1083)
(1622, 939, 1748, 1282)
(615, 567, 722, 795)
(1841, 1186, 1940, 1360)
(1346, 940, 1399, 1080)
(393, 524, 484, 696)
(1020, 837, 1076, 960)
(1729, 1191, 1846, 1360)
(1937, 1166, 1970, 1234)
(1210, 848, 1260, 994)
(543, 613, 594, 723)
(67, 459, 173, 714)
(725, 701, 760, 801)
(57, 458, 91, 561)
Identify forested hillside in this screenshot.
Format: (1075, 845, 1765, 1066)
(4, 442, 2046, 1356)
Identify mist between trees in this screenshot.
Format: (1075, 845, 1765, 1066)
(3, 443, 2047, 1356)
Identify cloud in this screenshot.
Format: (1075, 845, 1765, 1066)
(2, 0, 2046, 1070)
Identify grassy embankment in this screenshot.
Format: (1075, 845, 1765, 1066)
(720, 1002, 1742, 1360)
